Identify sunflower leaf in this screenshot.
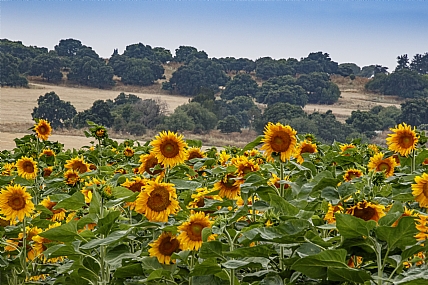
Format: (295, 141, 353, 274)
(335, 213, 376, 239)
(375, 216, 418, 250)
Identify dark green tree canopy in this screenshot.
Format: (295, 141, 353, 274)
(399, 98, 428, 126)
(410, 52, 428, 75)
(174, 102, 218, 133)
(256, 75, 308, 106)
(32, 92, 77, 128)
(345, 110, 382, 138)
(54, 38, 83, 57)
(254, 102, 306, 133)
(30, 53, 62, 82)
(221, 73, 258, 100)
(217, 115, 242, 133)
(0, 52, 28, 87)
(0, 39, 47, 61)
(73, 100, 114, 128)
(174, 46, 208, 64)
(67, 56, 115, 88)
(296, 72, 341, 104)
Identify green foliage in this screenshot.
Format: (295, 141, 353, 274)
(339, 63, 361, 76)
(32, 92, 77, 128)
(0, 52, 28, 87)
(166, 59, 229, 95)
(346, 110, 383, 138)
(175, 102, 218, 133)
(410, 52, 428, 74)
(73, 100, 114, 128)
(221, 73, 258, 100)
(256, 75, 308, 106)
(162, 110, 196, 132)
(30, 53, 63, 82)
(67, 57, 115, 88)
(217, 115, 242, 133)
(254, 102, 306, 133)
(296, 72, 341, 104)
(120, 58, 163, 86)
(297, 52, 339, 74)
(399, 98, 428, 126)
(213, 57, 256, 73)
(0, 38, 47, 61)
(255, 57, 296, 80)
(173, 45, 208, 63)
(54, 38, 84, 57)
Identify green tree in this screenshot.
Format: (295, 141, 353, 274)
(153, 47, 173, 63)
(30, 53, 63, 82)
(54, 39, 83, 57)
(254, 102, 306, 133)
(395, 54, 410, 71)
(120, 58, 157, 86)
(174, 46, 208, 63)
(175, 102, 218, 133)
(217, 115, 242, 133)
(345, 110, 382, 138)
(32, 92, 77, 128)
(399, 98, 428, 126)
(73, 100, 114, 128)
(410, 52, 428, 75)
(221, 73, 258, 100)
(0, 52, 28, 87)
(68, 57, 115, 88)
(297, 52, 338, 74)
(296, 72, 340, 104)
(123, 42, 156, 60)
(309, 111, 356, 144)
(162, 110, 195, 132)
(339, 63, 361, 76)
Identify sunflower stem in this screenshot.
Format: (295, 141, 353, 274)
(22, 218, 29, 282)
(411, 150, 416, 174)
(251, 194, 256, 223)
(280, 162, 285, 198)
(189, 251, 195, 285)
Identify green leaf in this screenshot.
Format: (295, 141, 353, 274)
(268, 194, 299, 216)
(222, 257, 270, 269)
(199, 241, 224, 259)
(296, 243, 322, 257)
(191, 258, 222, 276)
(327, 267, 372, 283)
(43, 243, 82, 258)
(337, 182, 356, 199)
(291, 249, 347, 279)
(80, 230, 131, 249)
(321, 186, 340, 204)
(241, 135, 263, 153)
(39, 220, 80, 242)
(89, 190, 101, 215)
(260, 273, 285, 285)
(113, 263, 144, 278)
(170, 179, 202, 191)
(54, 191, 86, 211)
(224, 244, 276, 258)
(95, 210, 120, 236)
(111, 186, 135, 198)
(147, 268, 172, 281)
(336, 213, 376, 239)
(375, 216, 418, 250)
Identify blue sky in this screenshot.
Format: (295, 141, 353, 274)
(1, 1, 427, 70)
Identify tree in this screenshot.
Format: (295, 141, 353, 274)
(395, 54, 410, 71)
(221, 73, 258, 100)
(217, 115, 242, 133)
(32, 92, 77, 128)
(297, 52, 338, 74)
(30, 53, 62, 82)
(73, 100, 114, 128)
(175, 102, 218, 133)
(123, 43, 156, 60)
(360, 65, 377, 78)
(254, 102, 306, 133)
(410, 53, 428, 75)
(120, 58, 157, 86)
(68, 57, 115, 88)
(0, 52, 28, 87)
(296, 72, 340, 104)
(345, 110, 382, 138)
(153, 47, 173, 63)
(162, 110, 195, 132)
(54, 39, 83, 57)
(339, 63, 361, 76)
(399, 98, 428, 126)
(174, 46, 208, 63)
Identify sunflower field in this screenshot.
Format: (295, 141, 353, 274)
(1, 119, 428, 285)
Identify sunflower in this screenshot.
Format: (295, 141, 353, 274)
(34, 119, 52, 141)
(150, 131, 188, 168)
(386, 123, 418, 157)
(260, 122, 297, 162)
(232, 156, 260, 177)
(294, 140, 317, 164)
(138, 152, 163, 175)
(1, 163, 15, 176)
(134, 178, 180, 222)
(80, 177, 105, 203)
(367, 153, 397, 178)
(94, 127, 107, 139)
(423, 158, 428, 165)
(412, 173, 428, 208)
(123, 147, 134, 157)
(188, 187, 222, 209)
(367, 144, 380, 154)
(268, 173, 291, 190)
(187, 147, 205, 161)
(32, 222, 64, 263)
(213, 174, 243, 200)
(392, 207, 416, 227)
(42, 167, 53, 177)
(16, 156, 38, 180)
(343, 168, 363, 182)
(324, 204, 344, 224)
(340, 143, 355, 154)
(415, 215, 428, 241)
(218, 150, 231, 166)
(64, 169, 80, 186)
(39, 197, 66, 222)
(0, 184, 35, 221)
(244, 149, 260, 157)
(41, 149, 55, 157)
(177, 211, 213, 251)
(149, 232, 181, 264)
(346, 201, 385, 222)
(64, 156, 90, 173)
(121, 176, 147, 193)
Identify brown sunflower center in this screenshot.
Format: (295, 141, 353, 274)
(301, 145, 315, 154)
(73, 162, 88, 173)
(196, 197, 205, 208)
(161, 142, 179, 158)
(39, 126, 47, 134)
(377, 162, 390, 172)
(23, 161, 34, 173)
(129, 182, 145, 192)
(242, 166, 252, 175)
(399, 134, 414, 148)
(353, 206, 376, 221)
(158, 236, 180, 256)
(189, 151, 203, 160)
(8, 193, 26, 210)
(271, 132, 291, 153)
(148, 187, 171, 212)
(423, 183, 428, 197)
(187, 222, 204, 241)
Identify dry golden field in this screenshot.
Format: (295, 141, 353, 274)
(0, 76, 404, 151)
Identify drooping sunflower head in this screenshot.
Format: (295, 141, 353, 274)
(415, 215, 428, 241)
(340, 143, 356, 156)
(367, 144, 380, 154)
(232, 155, 260, 177)
(149, 232, 181, 264)
(134, 178, 180, 222)
(39, 196, 66, 222)
(64, 156, 90, 173)
(386, 123, 418, 157)
(412, 173, 428, 208)
(177, 211, 213, 251)
(121, 176, 147, 193)
(324, 203, 344, 224)
(343, 168, 363, 182)
(34, 119, 52, 141)
(294, 140, 318, 164)
(138, 152, 163, 175)
(346, 201, 385, 222)
(41, 149, 55, 157)
(261, 122, 297, 162)
(123, 147, 134, 157)
(188, 187, 222, 209)
(187, 147, 205, 161)
(64, 169, 80, 186)
(150, 131, 188, 168)
(1, 163, 15, 176)
(218, 150, 231, 166)
(367, 152, 397, 178)
(16, 156, 38, 180)
(0, 184, 35, 221)
(94, 126, 107, 139)
(213, 173, 243, 200)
